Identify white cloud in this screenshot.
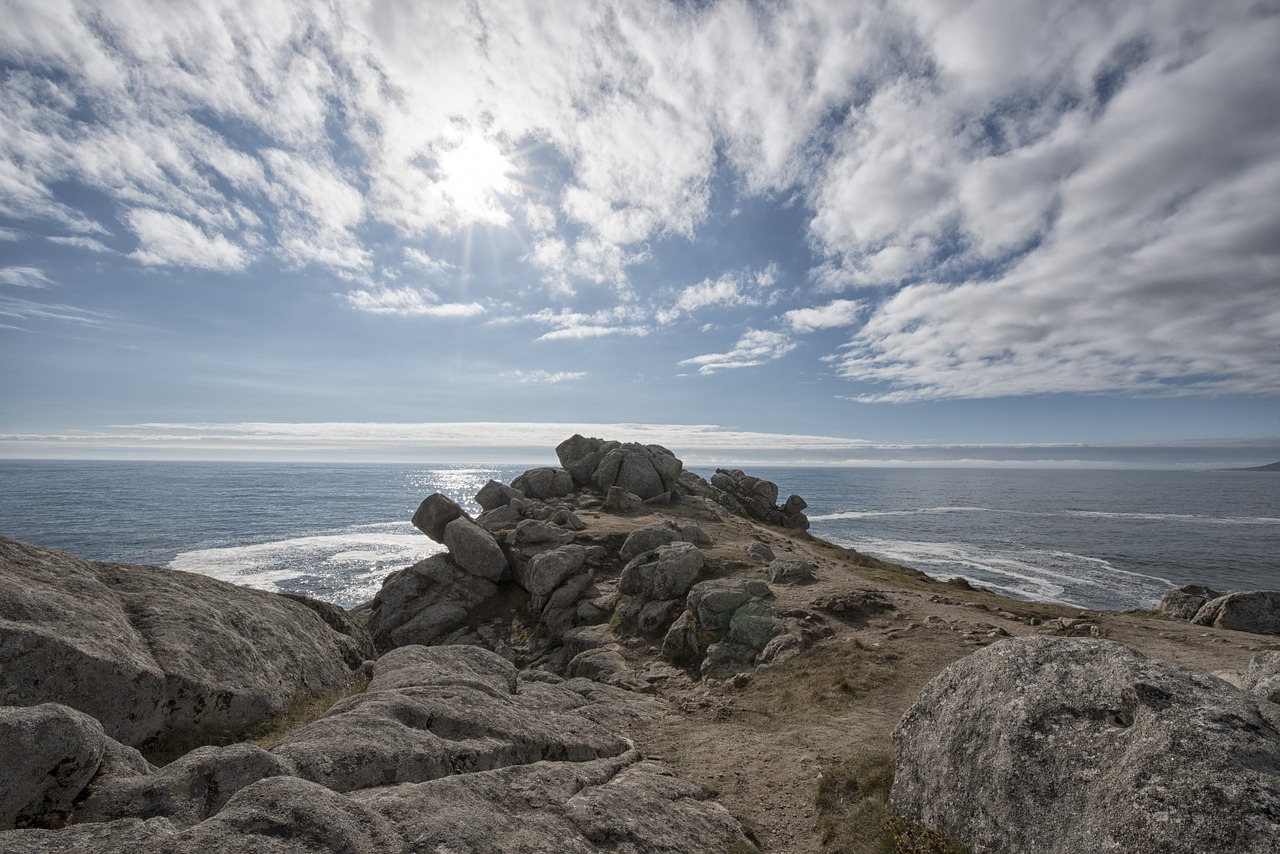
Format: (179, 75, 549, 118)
(0, 267, 52, 288)
(402, 248, 455, 275)
(0, 294, 110, 326)
(47, 235, 115, 253)
(127, 209, 247, 271)
(679, 329, 796, 375)
(342, 286, 483, 318)
(527, 306, 649, 341)
(0, 227, 24, 241)
(501, 370, 587, 385)
(785, 299, 864, 333)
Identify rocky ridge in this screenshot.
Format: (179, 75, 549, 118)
(3, 434, 1279, 853)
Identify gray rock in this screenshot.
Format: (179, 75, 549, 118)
(601, 485, 642, 512)
(679, 522, 712, 545)
(278, 594, 377, 664)
(511, 518, 576, 554)
(619, 542, 704, 602)
(475, 503, 522, 532)
(562, 624, 617, 660)
(443, 517, 509, 582)
(0, 538, 363, 755)
(351, 751, 752, 853)
(1192, 591, 1280, 634)
(728, 599, 781, 649)
(549, 508, 587, 530)
(746, 541, 776, 563)
(1159, 584, 1222, 621)
(74, 743, 295, 827)
(890, 636, 1280, 854)
(555, 433, 610, 489)
(710, 468, 809, 530)
(540, 570, 595, 639)
(596, 443, 683, 500)
(411, 492, 468, 542)
(637, 598, 684, 637)
(512, 467, 575, 500)
(1220, 651, 1280, 704)
(270, 645, 631, 793)
(662, 579, 776, 673)
(620, 521, 683, 562)
(363, 553, 498, 653)
(0, 703, 107, 830)
(769, 557, 815, 584)
(518, 544, 588, 600)
(475, 478, 523, 511)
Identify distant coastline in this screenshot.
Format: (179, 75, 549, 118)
(1228, 461, 1280, 471)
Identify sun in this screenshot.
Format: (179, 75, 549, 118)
(437, 134, 517, 224)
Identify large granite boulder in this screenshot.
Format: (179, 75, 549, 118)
(0, 703, 111, 830)
(410, 493, 467, 543)
(661, 578, 783, 678)
(362, 553, 499, 653)
(1157, 584, 1222, 621)
(511, 467, 574, 500)
(1192, 591, 1280, 634)
(890, 636, 1280, 853)
(555, 435, 683, 500)
(475, 478, 523, 511)
(0, 538, 365, 755)
(710, 469, 809, 529)
(442, 517, 509, 582)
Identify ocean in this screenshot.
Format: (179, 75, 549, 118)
(0, 461, 1276, 612)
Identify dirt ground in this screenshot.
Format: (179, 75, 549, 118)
(570, 502, 1273, 854)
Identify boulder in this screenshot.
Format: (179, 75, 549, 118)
(890, 636, 1280, 854)
(769, 557, 815, 584)
(620, 522, 684, 563)
(601, 486, 642, 512)
(661, 578, 778, 675)
(746, 541, 776, 563)
(555, 435, 683, 500)
(475, 479, 523, 511)
(442, 517, 509, 582)
(0, 538, 363, 755)
(710, 469, 809, 529)
(363, 553, 499, 653)
(619, 542, 704, 603)
(555, 434, 609, 488)
(1192, 591, 1280, 634)
(1158, 584, 1222, 621)
(1218, 651, 1280, 704)
(0, 703, 108, 830)
(475, 504, 522, 532)
(278, 594, 376, 664)
(411, 493, 467, 543)
(518, 545, 588, 602)
(512, 467, 574, 500)
(510, 519, 576, 554)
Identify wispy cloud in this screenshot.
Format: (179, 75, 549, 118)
(501, 370, 586, 385)
(0, 295, 110, 327)
(680, 329, 796, 374)
(128, 209, 248, 271)
(342, 286, 483, 318)
(527, 307, 649, 341)
(0, 266, 52, 288)
(785, 299, 864, 333)
(47, 235, 116, 253)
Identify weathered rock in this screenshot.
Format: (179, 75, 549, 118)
(0, 703, 108, 830)
(555, 433, 609, 488)
(1219, 651, 1280, 704)
(363, 553, 498, 653)
(411, 492, 467, 543)
(512, 467, 574, 500)
(601, 485, 642, 512)
(475, 504, 522, 532)
(679, 522, 712, 545)
(549, 508, 587, 530)
(710, 469, 809, 529)
(620, 521, 684, 563)
(890, 636, 1280, 854)
(769, 557, 815, 584)
(746, 541, 776, 563)
(442, 517, 509, 582)
(74, 743, 295, 827)
(619, 542, 704, 603)
(350, 751, 753, 853)
(0, 538, 363, 755)
(278, 594, 376, 664)
(637, 598, 685, 637)
(1192, 591, 1280, 634)
(475, 478, 523, 511)
(518, 545, 588, 601)
(1158, 584, 1222, 621)
(270, 645, 631, 794)
(662, 579, 776, 672)
(511, 518, 576, 554)
(539, 568, 596, 640)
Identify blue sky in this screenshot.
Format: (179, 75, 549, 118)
(1, 0, 1277, 467)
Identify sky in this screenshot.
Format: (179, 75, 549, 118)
(1, 0, 1277, 468)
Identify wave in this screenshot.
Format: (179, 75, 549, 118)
(1066, 510, 1280, 526)
(844, 536, 1173, 611)
(809, 506, 1017, 521)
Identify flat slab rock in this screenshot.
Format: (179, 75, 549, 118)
(891, 635, 1280, 854)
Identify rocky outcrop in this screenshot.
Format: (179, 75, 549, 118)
(1192, 591, 1280, 634)
(556, 435, 683, 500)
(662, 578, 788, 678)
(1157, 583, 1221, 621)
(362, 553, 500, 654)
(0, 704, 115, 830)
(1, 646, 756, 853)
(0, 538, 366, 755)
(710, 469, 809, 529)
(890, 636, 1280, 853)
(511, 466, 575, 500)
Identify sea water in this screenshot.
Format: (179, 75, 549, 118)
(0, 460, 1276, 612)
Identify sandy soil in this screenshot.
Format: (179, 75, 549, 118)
(568, 502, 1272, 854)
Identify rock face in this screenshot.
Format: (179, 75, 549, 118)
(890, 636, 1280, 854)
(0, 538, 366, 755)
(0, 704, 112, 830)
(362, 553, 499, 654)
(662, 578, 786, 679)
(1192, 591, 1280, 634)
(1219, 650, 1280, 704)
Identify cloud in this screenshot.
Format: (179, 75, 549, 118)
(46, 235, 116, 253)
(342, 286, 483, 318)
(0, 227, 24, 241)
(527, 306, 649, 342)
(402, 248, 456, 275)
(500, 370, 586, 385)
(0, 267, 52, 288)
(680, 329, 796, 374)
(127, 209, 248, 271)
(785, 299, 864, 333)
(0, 294, 110, 327)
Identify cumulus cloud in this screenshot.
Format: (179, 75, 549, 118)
(785, 299, 864, 332)
(679, 329, 796, 374)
